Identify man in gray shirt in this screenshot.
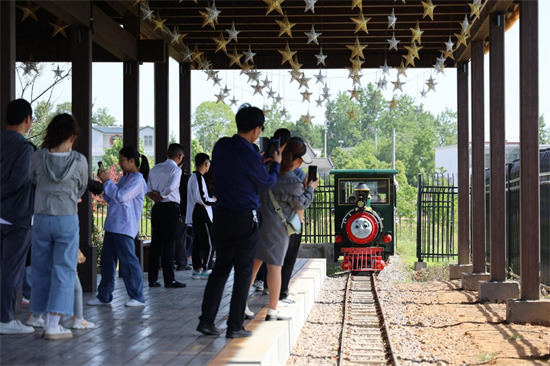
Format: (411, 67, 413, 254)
(0, 99, 35, 334)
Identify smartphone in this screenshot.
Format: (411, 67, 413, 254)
(260, 137, 280, 158)
(98, 161, 104, 171)
(308, 165, 317, 182)
(259, 137, 270, 156)
(269, 138, 280, 157)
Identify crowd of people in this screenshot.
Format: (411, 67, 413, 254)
(0, 99, 317, 340)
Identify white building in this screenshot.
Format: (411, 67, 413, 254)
(435, 142, 550, 182)
(91, 126, 155, 165)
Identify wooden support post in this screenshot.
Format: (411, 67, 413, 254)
(71, 26, 96, 292)
(0, 0, 16, 131)
(123, 61, 140, 149)
(180, 63, 192, 173)
(154, 61, 169, 164)
(457, 62, 470, 266)
(471, 40, 486, 274)
(519, 0, 540, 300)
(489, 12, 506, 282)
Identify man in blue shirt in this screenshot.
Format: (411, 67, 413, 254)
(197, 104, 281, 339)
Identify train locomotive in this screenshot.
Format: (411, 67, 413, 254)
(330, 169, 398, 272)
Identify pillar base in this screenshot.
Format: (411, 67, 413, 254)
(449, 264, 473, 280)
(461, 272, 491, 291)
(414, 261, 427, 270)
(507, 299, 550, 325)
(478, 281, 520, 303)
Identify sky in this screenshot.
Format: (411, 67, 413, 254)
(18, 3, 549, 145)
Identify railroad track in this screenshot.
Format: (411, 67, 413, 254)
(338, 273, 397, 366)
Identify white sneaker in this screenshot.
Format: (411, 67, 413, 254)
(253, 280, 264, 291)
(87, 298, 111, 306)
(124, 299, 145, 307)
(279, 297, 296, 306)
(200, 269, 212, 280)
(72, 318, 97, 329)
(265, 308, 292, 321)
(26, 315, 45, 328)
(43, 325, 72, 340)
(0, 320, 35, 334)
(191, 270, 202, 280)
(244, 305, 254, 320)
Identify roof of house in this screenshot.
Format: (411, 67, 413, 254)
(92, 126, 154, 134)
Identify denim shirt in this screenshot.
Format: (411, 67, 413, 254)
(103, 172, 146, 238)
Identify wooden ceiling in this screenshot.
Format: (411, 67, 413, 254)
(15, 0, 517, 69)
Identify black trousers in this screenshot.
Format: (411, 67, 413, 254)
(149, 202, 180, 284)
(280, 232, 302, 300)
(192, 205, 215, 271)
(200, 207, 259, 332)
(0, 225, 31, 322)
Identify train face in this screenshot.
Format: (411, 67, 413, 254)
(331, 169, 398, 271)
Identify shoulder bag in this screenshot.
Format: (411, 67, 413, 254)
(268, 190, 302, 236)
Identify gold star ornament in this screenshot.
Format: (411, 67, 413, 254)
(351, 11, 372, 35)
(410, 21, 424, 45)
(388, 96, 398, 109)
(49, 19, 69, 38)
(276, 12, 296, 38)
(346, 37, 368, 59)
(422, 0, 437, 20)
(212, 32, 229, 53)
(278, 42, 296, 66)
(17, 1, 39, 22)
(264, 0, 285, 16)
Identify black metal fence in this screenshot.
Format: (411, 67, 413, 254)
(416, 173, 458, 261)
(302, 174, 335, 244)
(92, 197, 153, 240)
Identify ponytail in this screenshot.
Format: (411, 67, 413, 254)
(120, 146, 149, 182)
(139, 154, 150, 182)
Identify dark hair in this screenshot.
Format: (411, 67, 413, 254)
(236, 103, 264, 133)
(281, 137, 307, 173)
(194, 153, 210, 168)
(167, 143, 184, 159)
(273, 128, 291, 146)
(6, 99, 32, 126)
(42, 113, 81, 149)
(119, 146, 150, 182)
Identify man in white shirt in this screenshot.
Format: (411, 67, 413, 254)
(186, 153, 216, 280)
(146, 143, 186, 288)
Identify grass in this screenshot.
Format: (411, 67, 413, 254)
(509, 332, 522, 341)
(478, 352, 498, 363)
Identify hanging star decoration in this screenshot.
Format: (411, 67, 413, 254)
(221, 85, 231, 96)
(387, 33, 400, 51)
(322, 85, 331, 101)
(262, 105, 272, 117)
(426, 76, 437, 92)
(226, 21, 241, 43)
(298, 75, 311, 89)
(301, 111, 314, 124)
(215, 90, 226, 103)
(422, 0, 437, 20)
(351, 11, 371, 35)
(460, 15, 471, 35)
(315, 97, 324, 107)
(200, 1, 221, 29)
(433, 54, 446, 74)
(240, 62, 253, 72)
(212, 32, 229, 53)
(152, 14, 167, 33)
(252, 83, 264, 96)
(278, 42, 296, 66)
(290, 55, 303, 72)
(440, 47, 454, 60)
(346, 37, 368, 59)
(469, 0, 482, 19)
(314, 70, 326, 84)
(347, 107, 357, 120)
(391, 76, 405, 92)
(454, 31, 469, 48)
(420, 89, 428, 98)
(348, 87, 362, 101)
(281, 107, 289, 118)
(380, 59, 391, 75)
(206, 69, 219, 82)
(52, 65, 63, 78)
(404, 42, 423, 60)
(304, 25, 322, 45)
(141, 4, 155, 21)
(388, 96, 398, 109)
(276, 12, 296, 38)
(315, 48, 328, 66)
(22, 60, 38, 76)
(181, 45, 194, 62)
(304, 0, 317, 13)
(396, 61, 408, 77)
(191, 44, 204, 62)
(262, 76, 272, 88)
(49, 19, 69, 38)
(445, 36, 455, 52)
(246, 70, 262, 83)
(198, 57, 213, 71)
(227, 46, 243, 67)
(377, 76, 388, 90)
(264, 0, 285, 16)
(410, 21, 424, 45)
(243, 45, 256, 63)
(170, 26, 187, 46)
(275, 94, 283, 104)
(349, 57, 364, 73)
(17, 1, 39, 22)
(229, 95, 239, 106)
(351, 0, 362, 12)
(267, 89, 277, 99)
(301, 90, 312, 102)
(387, 8, 397, 29)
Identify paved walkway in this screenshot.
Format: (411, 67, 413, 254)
(0, 259, 308, 365)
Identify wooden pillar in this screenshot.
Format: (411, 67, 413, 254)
(489, 12, 506, 282)
(457, 62, 470, 265)
(123, 14, 139, 150)
(154, 61, 169, 164)
(0, 0, 16, 130)
(71, 26, 96, 292)
(470, 40, 486, 274)
(123, 61, 139, 149)
(519, 0, 540, 300)
(179, 63, 192, 173)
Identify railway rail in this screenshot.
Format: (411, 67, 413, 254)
(338, 273, 398, 366)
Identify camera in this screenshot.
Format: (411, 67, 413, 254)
(260, 137, 280, 158)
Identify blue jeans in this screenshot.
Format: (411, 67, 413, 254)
(97, 232, 145, 303)
(30, 215, 79, 315)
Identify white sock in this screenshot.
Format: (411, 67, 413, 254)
(47, 314, 60, 329)
(267, 308, 278, 316)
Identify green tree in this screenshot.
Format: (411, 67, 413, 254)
(93, 107, 118, 126)
(193, 101, 236, 153)
(540, 114, 549, 144)
(100, 137, 147, 174)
